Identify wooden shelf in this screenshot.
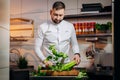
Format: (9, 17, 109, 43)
(76, 33, 112, 38)
(10, 18, 34, 25)
(64, 12, 112, 19)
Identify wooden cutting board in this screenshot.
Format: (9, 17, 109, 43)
(40, 69, 79, 76)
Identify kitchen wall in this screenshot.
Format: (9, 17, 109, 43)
(10, 0, 112, 29)
(10, 0, 113, 69)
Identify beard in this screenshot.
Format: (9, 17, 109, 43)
(52, 19, 62, 24)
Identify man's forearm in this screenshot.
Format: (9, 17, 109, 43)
(34, 47, 46, 61)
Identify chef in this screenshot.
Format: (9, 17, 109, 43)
(35, 1, 81, 67)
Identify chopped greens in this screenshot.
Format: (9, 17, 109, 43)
(47, 45, 76, 71)
(32, 45, 88, 78)
(31, 65, 46, 76)
(75, 70, 88, 80)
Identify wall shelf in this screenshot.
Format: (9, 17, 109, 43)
(64, 12, 112, 19)
(76, 33, 112, 38)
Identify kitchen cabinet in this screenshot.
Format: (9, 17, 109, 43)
(10, 69, 29, 80)
(10, 65, 34, 80)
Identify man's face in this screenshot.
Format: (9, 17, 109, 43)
(50, 8, 65, 24)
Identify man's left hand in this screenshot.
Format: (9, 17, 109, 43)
(73, 53, 81, 65)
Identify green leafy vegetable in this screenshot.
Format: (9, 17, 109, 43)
(46, 56, 52, 60)
(47, 45, 77, 71)
(61, 60, 76, 71)
(31, 65, 46, 76)
(75, 70, 88, 80)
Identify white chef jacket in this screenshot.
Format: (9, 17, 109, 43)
(35, 20, 80, 63)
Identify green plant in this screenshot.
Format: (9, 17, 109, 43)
(95, 22, 112, 31)
(17, 56, 28, 69)
(75, 69, 88, 80)
(30, 65, 46, 76)
(107, 21, 112, 30)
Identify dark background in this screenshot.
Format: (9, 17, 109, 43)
(114, 0, 120, 80)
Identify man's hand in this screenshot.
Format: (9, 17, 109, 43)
(43, 60, 53, 67)
(73, 53, 81, 65)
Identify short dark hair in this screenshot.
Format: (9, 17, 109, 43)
(52, 1, 65, 10)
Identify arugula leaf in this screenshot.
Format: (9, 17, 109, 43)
(46, 56, 52, 60)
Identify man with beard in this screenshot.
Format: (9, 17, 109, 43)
(35, 1, 81, 67)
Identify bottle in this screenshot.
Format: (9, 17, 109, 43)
(91, 22, 96, 34)
(84, 22, 88, 34)
(77, 23, 80, 35)
(78, 23, 82, 35)
(76, 23, 79, 36)
(82, 23, 85, 34)
(87, 22, 90, 34)
(80, 23, 83, 34)
(89, 22, 93, 34)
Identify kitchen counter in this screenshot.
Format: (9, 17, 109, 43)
(30, 76, 87, 80)
(29, 68, 113, 80)
(87, 68, 113, 80)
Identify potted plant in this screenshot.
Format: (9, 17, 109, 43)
(10, 56, 29, 80)
(95, 22, 112, 33)
(17, 56, 28, 69)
